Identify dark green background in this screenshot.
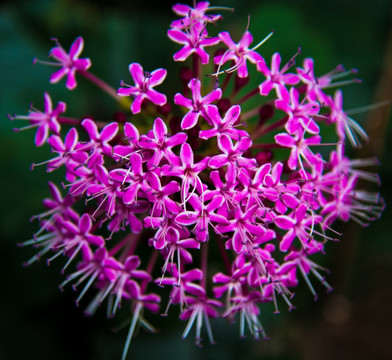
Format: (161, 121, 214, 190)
(1, 0, 392, 359)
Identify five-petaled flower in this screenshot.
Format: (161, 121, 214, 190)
(11, 92, 65, 146)
(49, 36, 91, 90)
(117, 63, 167, 114)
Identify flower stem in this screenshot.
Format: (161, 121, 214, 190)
(193, 53, 201, 80)
(110, 232, 141, 261)
(251, 142, 282, 149)
(79, 71, 133, 111)
(141, 249, 159, 293)
(221, 71, 233, 93)
(201, 242, 208, 290)
(251, 115, 288, 140)
(79, 70, 117, 99)
(216, 236, 231, 275)
(121, 302, 142, 360)
(236, 87, 259, 105)
(57, 116, 81, 125)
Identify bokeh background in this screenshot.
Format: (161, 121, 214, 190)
(1, 0, 392, 359)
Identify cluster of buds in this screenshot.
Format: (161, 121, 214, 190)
(11, 1, 384, 358)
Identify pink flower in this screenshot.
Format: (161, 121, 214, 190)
(175, 194, 229, 242)
(329, 90, 368, 147)
(275, 87, 320, 135)
(180, 285, 222, 346)
(168, 21, 220, 64)
(138, 117, 187, 169)
(199, 105, 248, 140)
(109, 153, 146, 206)
(171, 1, 222, 29)
(162, 142, 210, 203)
(275, 203, 323, 252)
(208, 133, 256, 178)
(258, 52, 300, 97)
(47, 127, 88, 180)
(174, 78, 222, 130)
(275, 129, 322, 171)
(11, 92, 65, 146)
(117, 63, 167, 114)
(49, 36, 91, 90)
(214, 31, 264, 78)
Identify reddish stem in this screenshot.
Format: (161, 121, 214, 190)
(221, 71, 233, 93)
(201, 242, 208, 290)
(216, 236, 232, 275)
(236, 87, 259, 105)
(251, 115, 288, 140)
(109, 232, 140, 261)
(141, 249, 159, 293)
(193, 53, 201, 80)
(79, 70, 118, 101)
(251, 143, 282, 149)
(57, 116, 81, 125)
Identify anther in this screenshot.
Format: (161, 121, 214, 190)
(281, 47, 301, 73)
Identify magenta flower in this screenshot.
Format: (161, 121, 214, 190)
(162, 142, 210, 203)
(199, 105, 248, 140)
(59, 247, 113, 306)
(275, 87, 320, 135)
(107, 200, 149, 234)
(258, 52, 300, 97)
(49, 36, 91, 90)
(138, 117, 187, 169)
(60, 213, 105, 272)
(103, 254, 152, 316)
(87, 164, 123, 217)
(159, 227, 200, 279)
(39, 182, 79, 224)
(47, 127, 88, 179)
(157, 265, 203, 309)
(225, 292, 269, 339)
(217, 204, 267, 254)
(117, 63, 167, 114)
(179, 285, 222, 346)
(109, 152, 146, 205)
(174, 78, 222, 130)
(275, 129, 322, 171)
(11, 92, 65, 146)
(204, 169, 238, 211)
(329, 90, 368, 147)
(214, 31, 264, 78)
(321, 174, 378, 227)
(208, 133, 256, 178)
(168, 21, 220, 64)
(81, 118, 119, 157)
(144, 171, 181, 217)
(175, 194, 229, 242)
(275, 203, 323, 252)
(112, 122, 141, 161)
(282, 248, 332, 300)
(296, 57, 334, 104)
(171, 1, 222, 29)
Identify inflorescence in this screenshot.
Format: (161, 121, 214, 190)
(11, 2, 385, 359)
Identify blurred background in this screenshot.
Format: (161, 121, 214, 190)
(1, 0, 392, 359)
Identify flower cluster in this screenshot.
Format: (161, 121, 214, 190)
(12, 2, 384, 358)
